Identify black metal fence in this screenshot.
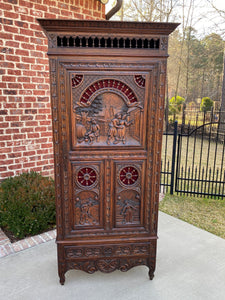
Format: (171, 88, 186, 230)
(161, 109, 225, 198)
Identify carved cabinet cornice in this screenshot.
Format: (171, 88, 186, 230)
(38, 19, 178, 285)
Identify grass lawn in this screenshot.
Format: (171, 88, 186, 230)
(159, 194, 225, 239)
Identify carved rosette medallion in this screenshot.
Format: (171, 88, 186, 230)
(119, 165, 139, 186)
(76, 166, 98, 189)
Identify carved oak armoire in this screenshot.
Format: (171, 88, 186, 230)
(38, 19, 178, 285)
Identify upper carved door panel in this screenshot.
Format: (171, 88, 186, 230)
(71, 72, 149, 149)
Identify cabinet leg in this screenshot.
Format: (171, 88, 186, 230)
(59, 273, 65, 285)
(148, 269, 154, 280)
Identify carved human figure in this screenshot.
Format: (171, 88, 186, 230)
(116, 113, 134, 144)
(107, 113, 121, 144)
(83, 118, 100, 145)
(107, 112, 134, 145)
(90, 119, 100, 142)
(79, 199, 97, 225)
(121, 200, 137, 223)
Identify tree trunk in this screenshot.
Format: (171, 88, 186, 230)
(219, 49, 225, 132)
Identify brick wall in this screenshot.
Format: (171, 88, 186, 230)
(0, 0, 105, 180)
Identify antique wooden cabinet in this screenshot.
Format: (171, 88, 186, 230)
(38, 19, 178, 285)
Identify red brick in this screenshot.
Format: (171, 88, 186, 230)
(8, 164, 22, 170)
(15, 20, 29, 28)
(0, 18, 13, 25)
(21, 127, 33, 133)
(4, 89, 17, 95)
(23, 83, 36, 89)
(4, 25, 19, 34)
(41, 143, 52, 149)
(20, 15, 34, 23)
(8, 152, 22, 158)
(13, 146, 26, 152)
(33, 90, 45, 96)
(23, 70, 37, 77)
(0, 167, 7, 172)
(32, 77, 44, 83)
(5, 116, 19, 121)
(49, 7, 60, 14)
(10, 109, 23, 115)
(23, 151, 36, 156)
(8, 83, 22, 89)
(8, 69, 21, 75)
(35, 45, 48, 52)
(5, 55, 20, 62)
(30, 51, 43, 58)
(16, 63, 29, 70)
(21, 57, 35, 64)
(25, 121, 38, 126)
(10, 122, 23, 127)
(0, 83, 7, 89)
(28, 133, 40, 139)
(15, 49, 29, 56)
(4, 103, 17, 108)
(0, 110, 7, 115)
(0, 171, 14, 177)
(1, 3, 13, 11)
(31, 64, 45, 71)
(19, 0, 33, 8)
(0, 61, 14, 68)
(6, 128, 19, 134)
(18, 103, 32, 108)
(44, 13, 56, 19)
(0, 32, 13, 40)
(35, 127, 47, 132)
(8, 96, 22, 102)
(2, 76, 16, 82)
(0, 122, 9, 128)
(24, 96, 36, 102)
(30, 9, 43, 18)
(30, 37, 43, 45)
(21, 43, 35, 50)
(0, 47, 14, 54)
(23, 162, 35, 168)
(13, 133, 26, 140)
(14, 6, 29, 14)
(20, 28, 34, 37)
(21, 115, 33, 121)
(19, 90, 32, 95)
(4, 11, 19, 19)
(18, 76, 30, 83)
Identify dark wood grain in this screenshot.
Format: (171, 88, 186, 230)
(39, 19, 178, 285)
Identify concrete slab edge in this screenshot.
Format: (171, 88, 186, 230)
(0, 228, 56, 258)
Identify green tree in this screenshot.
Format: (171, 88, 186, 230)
(200, 97, 213, 112)
(169, 95, 185, 120)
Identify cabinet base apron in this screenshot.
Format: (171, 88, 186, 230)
(57, 239, 157, 285)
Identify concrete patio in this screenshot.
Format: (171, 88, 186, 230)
(1, 211, 225, 300)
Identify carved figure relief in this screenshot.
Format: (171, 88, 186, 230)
(75, 193, 99, 226)
(72, 77, 144, 147)
(117, 192, 140, 225)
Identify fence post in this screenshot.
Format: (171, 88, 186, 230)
(170, 120, 178, 194)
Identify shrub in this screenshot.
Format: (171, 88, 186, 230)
(200, 97, 213, 112)
(0, 171, 56, 239)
